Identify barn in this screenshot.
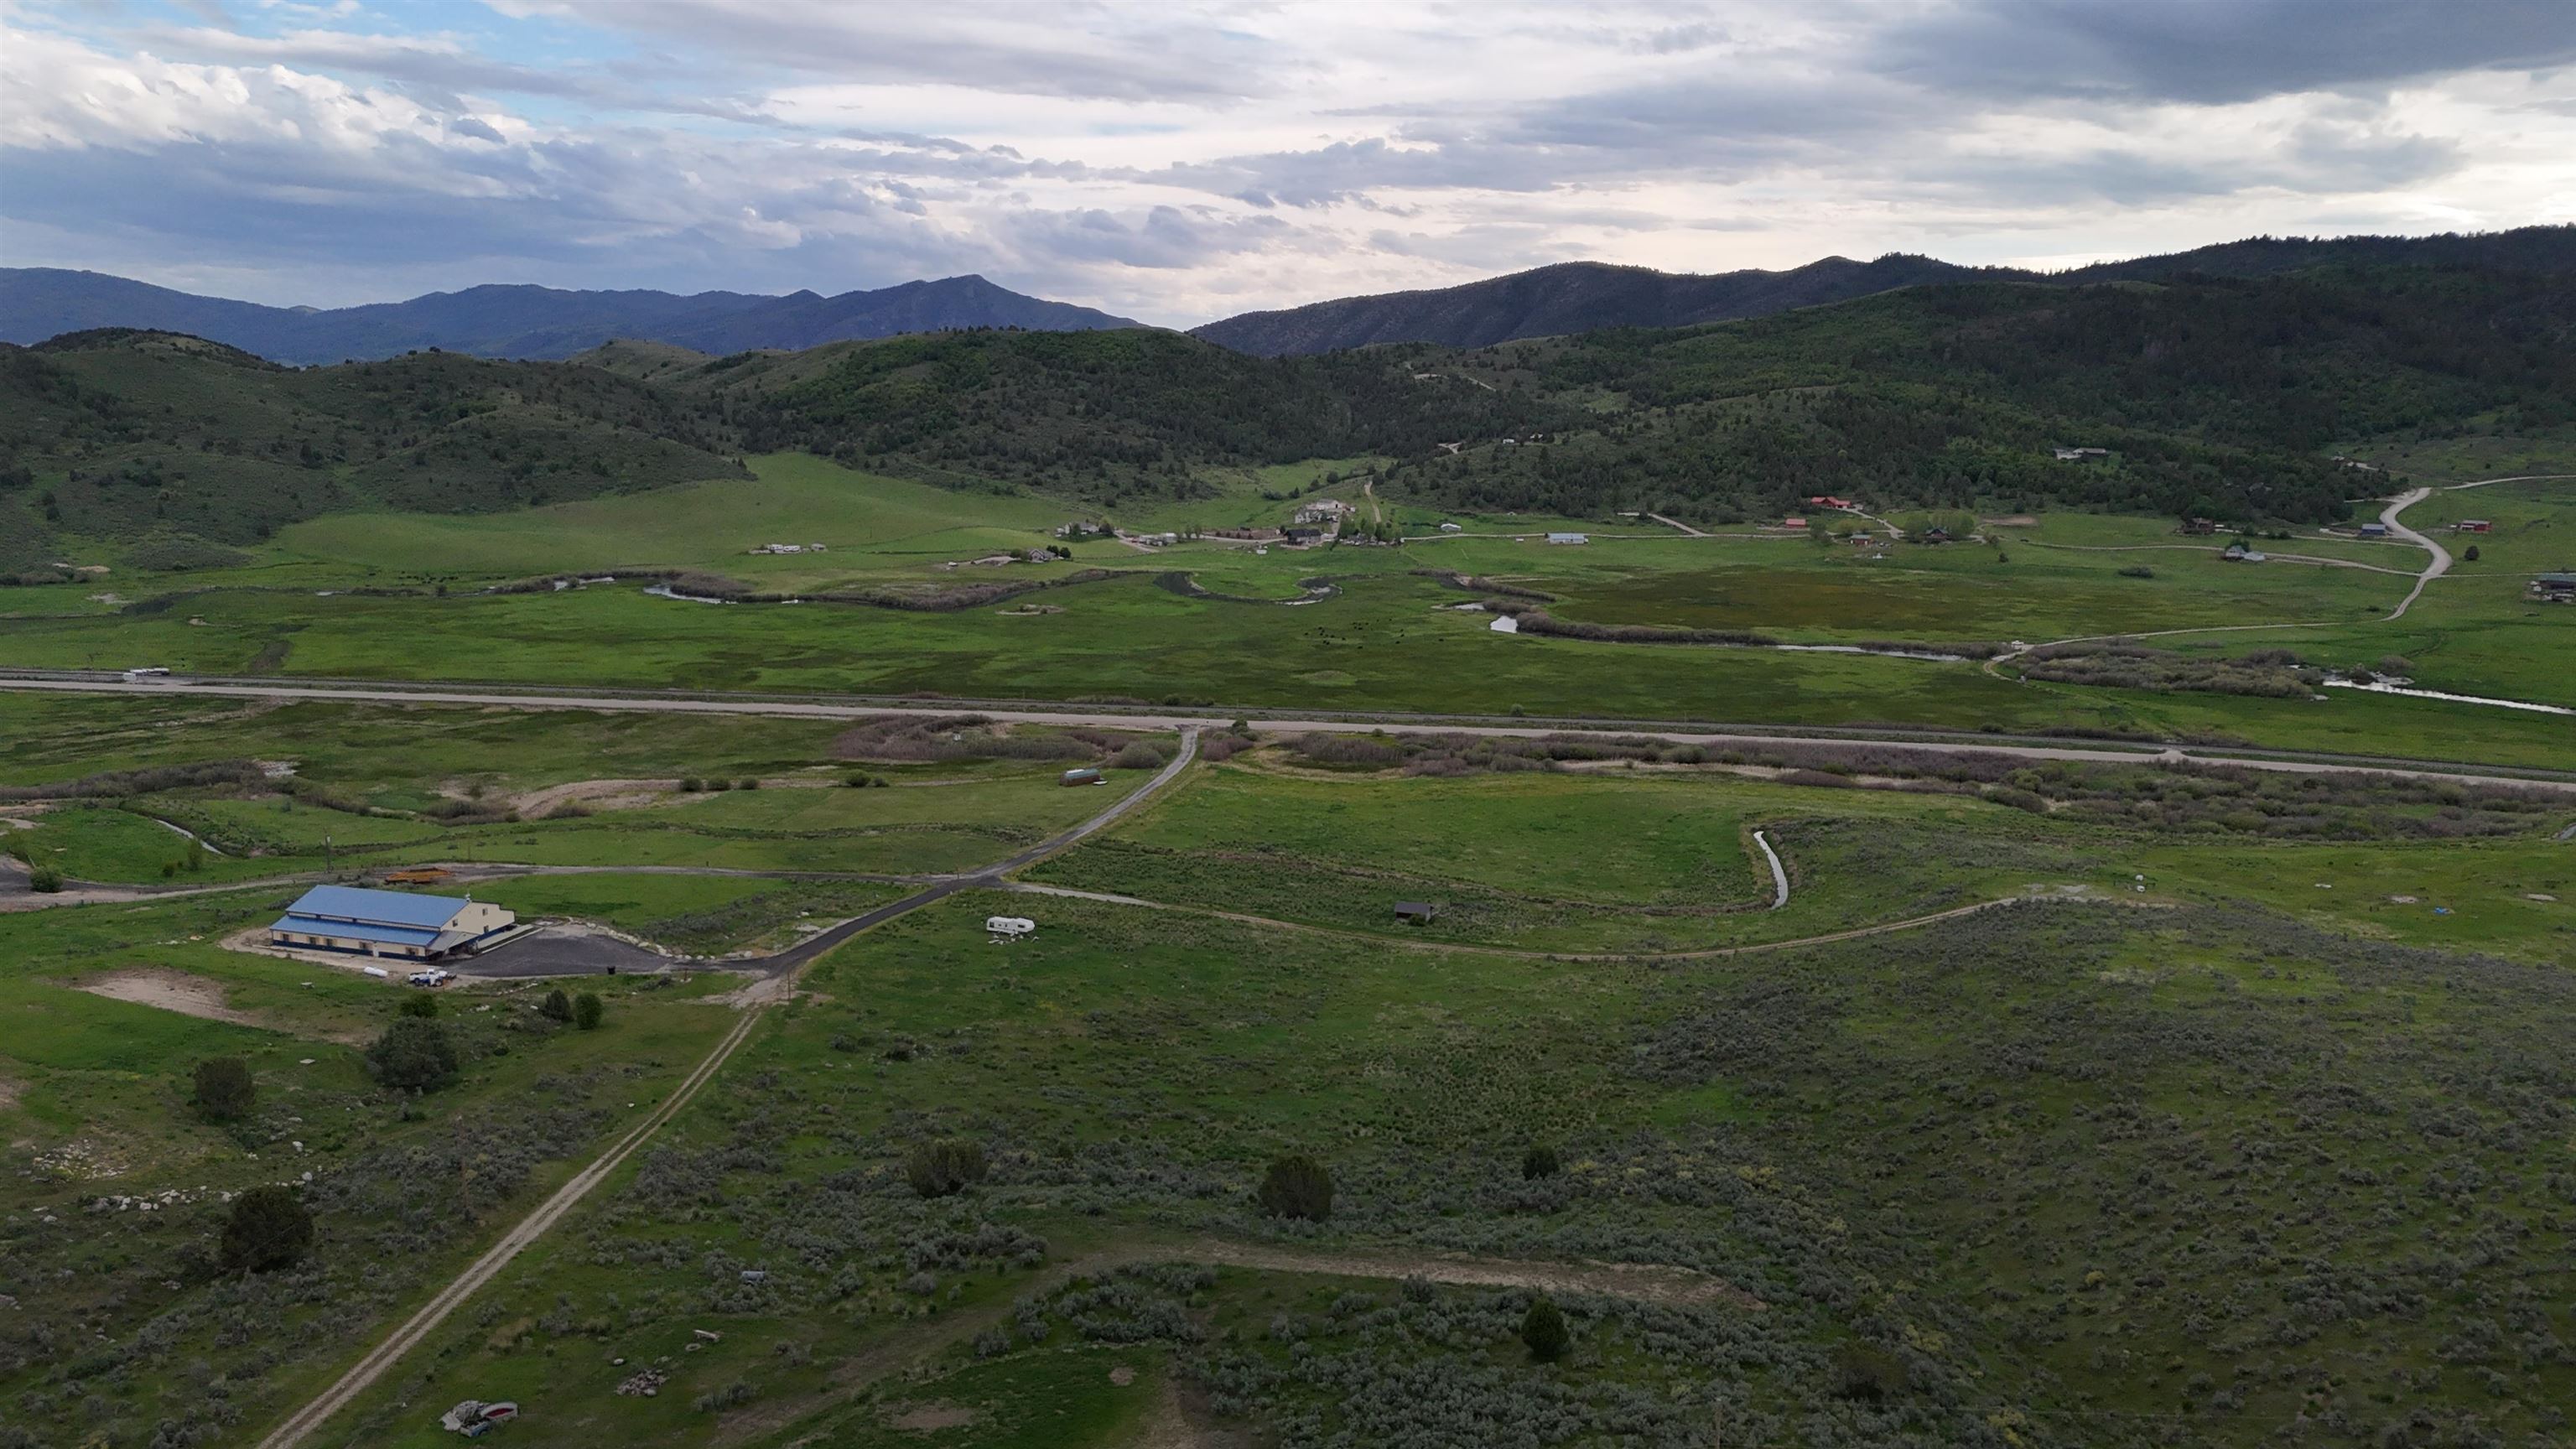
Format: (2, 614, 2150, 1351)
(268, 886, 515, 960)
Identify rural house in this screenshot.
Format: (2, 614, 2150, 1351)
(268, 885, 514, 960)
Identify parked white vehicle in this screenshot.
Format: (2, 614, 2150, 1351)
(984, 916, 1036, 939)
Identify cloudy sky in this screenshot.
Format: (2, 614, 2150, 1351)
(3, 1, 2573, 325)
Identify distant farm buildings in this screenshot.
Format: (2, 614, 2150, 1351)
(1781, 517, 1808, 529)
(1545, 532, 1588, 545)
(1061, 767, 1106, 786)
(750, 543, 826, 554)
(2053, 447, 2110, 461)
(268, 886, 513, 961)
(2358, 523, 2390, 539)
(2455, 519, 2493, 533)
(2531, 572, 2576, 602)
(2181, 517, 2219, 535)
(2223, 542, 2269, 563)
(1805, 495, 1857, 511)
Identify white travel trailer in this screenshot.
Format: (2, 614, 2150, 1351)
(984, 916, 1036, 940)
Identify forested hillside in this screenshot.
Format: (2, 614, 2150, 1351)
(0, 330, 743, 573)
(1194, 225, 2576, 356)
(8, 258, 2569, 571)
(1382, 265, 2576, 523)
(691, 327, 1542, 506)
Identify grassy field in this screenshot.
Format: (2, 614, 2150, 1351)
(0, 693, 1171, 888)
(288, 882, 2575, 1449)
(10, 452, 2573, 765)
(6, 706, 2571, 1449)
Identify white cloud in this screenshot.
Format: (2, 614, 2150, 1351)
(2, 2, 2571, 324)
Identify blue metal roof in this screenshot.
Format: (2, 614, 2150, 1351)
(281, 885, 470, 930)
(271, 913, 447, 948)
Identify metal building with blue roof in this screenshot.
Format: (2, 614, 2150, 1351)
(269, 885, 514, 960)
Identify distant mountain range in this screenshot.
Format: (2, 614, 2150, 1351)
(0, 271, 1139, 366)
(7, 227, 2570, 365)
(1191, 226, 2576, 356)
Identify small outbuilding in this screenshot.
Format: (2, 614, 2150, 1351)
(1061, 767, 1105, 786)
(2358, 522, 2389, 538)
(1545, 532, 1588, 545)
(1393, 901, 1438, 925)
(2456, 519, 2492, 533)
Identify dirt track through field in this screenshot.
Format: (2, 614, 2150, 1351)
(251, 731, 1202, 1449)
(250, 1002, 766, 1449)
(713, 1233, 1761, 1447)
(1003, 880, 2146, 962)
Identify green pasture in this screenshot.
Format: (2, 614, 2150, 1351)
(2170, 476, 2576, 706)
(6, 452, 2572, 761)
(296, 884, 2575, 1449)
(1030, 757, 2142, 951)
(267, 453, 1068, 581)
(8, 556, 2569, 767)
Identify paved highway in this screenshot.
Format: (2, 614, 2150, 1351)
(5, 674, 2568, 792)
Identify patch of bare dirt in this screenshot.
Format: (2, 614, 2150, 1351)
(77, 965, 368, 1044)
(0, 1073, 22, 1112)
(509, 777, 678, 818)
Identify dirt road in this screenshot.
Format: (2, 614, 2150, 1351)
(2379, 472, 2576, 621)
(249, 730, 1199, 1449)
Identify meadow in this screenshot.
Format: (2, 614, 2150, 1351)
(288, 885, 2576, 1449)
(3, 691, 2571, 1449)
(11, 453, 2574, 766)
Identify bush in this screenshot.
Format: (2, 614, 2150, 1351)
(193, 1058, 256, 1121)
(220, 1186, 314, 1273)
(397, 992, 439, 1018)
(1520, 1145, 1560, 1180)
(738, 777, 759, 791)
(1834, 1342, 1909, 1401)
(1521, 1296, 1570, 1362)
(906, 1139, 989, 1198)
(573, 993, 604, 1031)
(1111, 740, 1167, 770)
(27, 865, 63, 893)
(680, 777, 704, 792)
(2464, 544, 2480, 562)
(2117, 564, 2155, 579)
(1256, 1154, 1333, 1221)
(539, 988, 573, 1023)
(366, 1016, 460, 1093)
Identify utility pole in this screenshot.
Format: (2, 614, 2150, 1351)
(325, 834, 333, 876)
